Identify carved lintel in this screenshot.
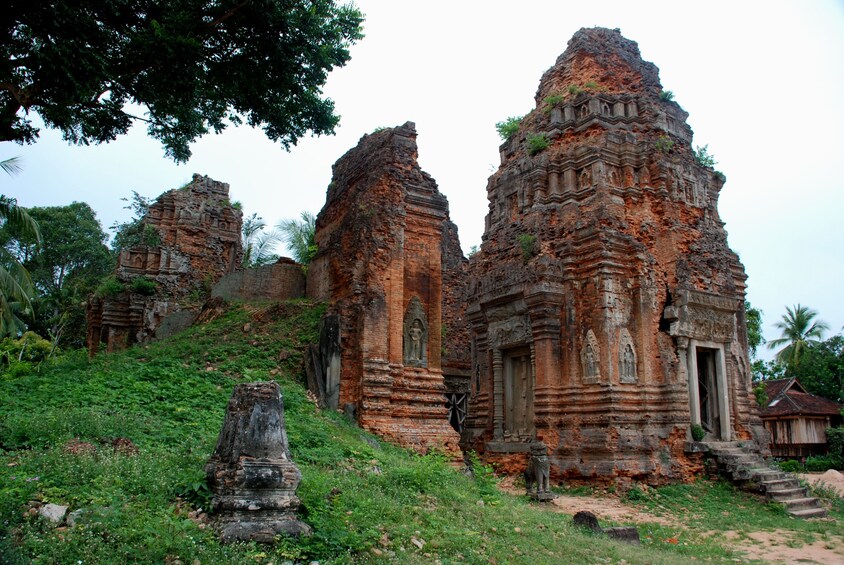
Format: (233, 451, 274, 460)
(664, 289, 739, 342)
(489, 315, 532, 348)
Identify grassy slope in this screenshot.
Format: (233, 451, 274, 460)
(0, 300, 840, 564)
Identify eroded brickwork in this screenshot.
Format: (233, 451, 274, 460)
(87, 174, 242, 354)
(462, 28, 762, 482)
(308, 123, 461, 452)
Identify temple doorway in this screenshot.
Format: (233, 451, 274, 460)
(696, 349, 720, 438)
(503, 347, 534, 437)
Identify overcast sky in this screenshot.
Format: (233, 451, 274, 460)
(3, 0, 843, 358)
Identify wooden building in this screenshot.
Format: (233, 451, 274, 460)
(760, 378, 842, 459)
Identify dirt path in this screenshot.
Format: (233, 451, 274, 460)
(498, 477, 844, 564)
(716, 529, 844, 565)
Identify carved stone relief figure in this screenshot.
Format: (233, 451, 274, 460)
(581, 329, 601, 384)
(403, 296, 428, 367)
(639, 166, 651, 187)
(608, 166, 621, 187)
(618, 329, 637, 383)
(578, 167, 592, 190)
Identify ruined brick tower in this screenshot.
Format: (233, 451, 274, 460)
(463, 28, 764, 481)
(307, 122, 463, 452)
(87, 175, 242, 354)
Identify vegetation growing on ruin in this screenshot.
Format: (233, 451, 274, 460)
(517, 233, 538, 262)
(659, 90, 675, 101)
(129, 276, 157, 296)
(543, 94, 566, 112)
(694, 144, 717, 168)
(526, 133, 550, 156)
(655, 135, 674, 154)
(495, 116, 524, 141)
(1, 300, 841, 563)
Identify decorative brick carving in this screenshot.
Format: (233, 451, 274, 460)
(87, 175, 242, 355)
(462, 27, 761, 482)
(307, 123, 461, 452)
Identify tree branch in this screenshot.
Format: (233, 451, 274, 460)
(207, 1, 251, 29)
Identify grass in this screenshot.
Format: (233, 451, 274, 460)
(1, 300, 842, 563)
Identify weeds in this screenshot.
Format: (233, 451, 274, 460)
(495, 115, 523, 141)
(526, 132, 549, 156)
(655, 135, 674, 154)
(694, 144, 717, 168)
(517, 233, 537, 261)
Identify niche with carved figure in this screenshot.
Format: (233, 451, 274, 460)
(581, 329, 601, 384)
(578, 167, 592, 190)
(618, 329, 638, 384)
(579, 104, 590, 119)
(403, 296, 428, 367)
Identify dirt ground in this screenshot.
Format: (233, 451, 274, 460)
(498, 475, 844, 564)
(799, 469, 844, 497)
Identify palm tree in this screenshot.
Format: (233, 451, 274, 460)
(241, 213, 282, 267)
(0, 190, 42, 337)
(277, 211, 317, 265)
(766, 304, 829, 369)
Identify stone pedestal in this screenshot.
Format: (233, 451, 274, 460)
(205, 382, 310, 543)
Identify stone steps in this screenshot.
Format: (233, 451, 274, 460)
(701, 441, 827, 519)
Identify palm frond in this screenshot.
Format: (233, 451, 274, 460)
(277, 211, 316, 265)
(0, 195, 41, 243)
(0, 157, 23, 177)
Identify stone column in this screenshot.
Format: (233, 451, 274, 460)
(492, 348, 504, 439)
(563, 169, 576, 194)
(715, 345, 732, 440)
(676, 336, 689, 386)
(548, 171, 560, 195)
(687, 340, 701, 428)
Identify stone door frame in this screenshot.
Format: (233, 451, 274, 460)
(686, 339, 731, 441)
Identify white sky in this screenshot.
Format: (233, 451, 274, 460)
(3, 0, 843, 358)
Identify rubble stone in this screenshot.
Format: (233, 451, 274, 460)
(38, 503, 68, 524)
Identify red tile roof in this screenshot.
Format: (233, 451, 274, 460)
(760, 378, 842, 418)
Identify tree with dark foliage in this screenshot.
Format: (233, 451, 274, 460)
(1, 0, 364, 161)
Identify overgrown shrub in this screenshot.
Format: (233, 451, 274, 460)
(543, 94, 565, 112)
(96, 276, 126, 297)
(130, 276, 158, 296)
(694, 144, 717, 168)
(827, 427, 844, 458)
(567, 84, 583, 96)
(805, 454, 843, 472)
(0, 332, 54, 367)
(517, 234, 537, 262)
(659, 90, 674, 101)
(777, 459, 802, 473)
(527, 133, 549, 156)
(690, 423, 705, 442)
(655, 135, 674, 154)
(495, 115, 523, 141)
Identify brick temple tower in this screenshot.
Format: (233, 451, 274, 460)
(463, 28, 765, 481)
